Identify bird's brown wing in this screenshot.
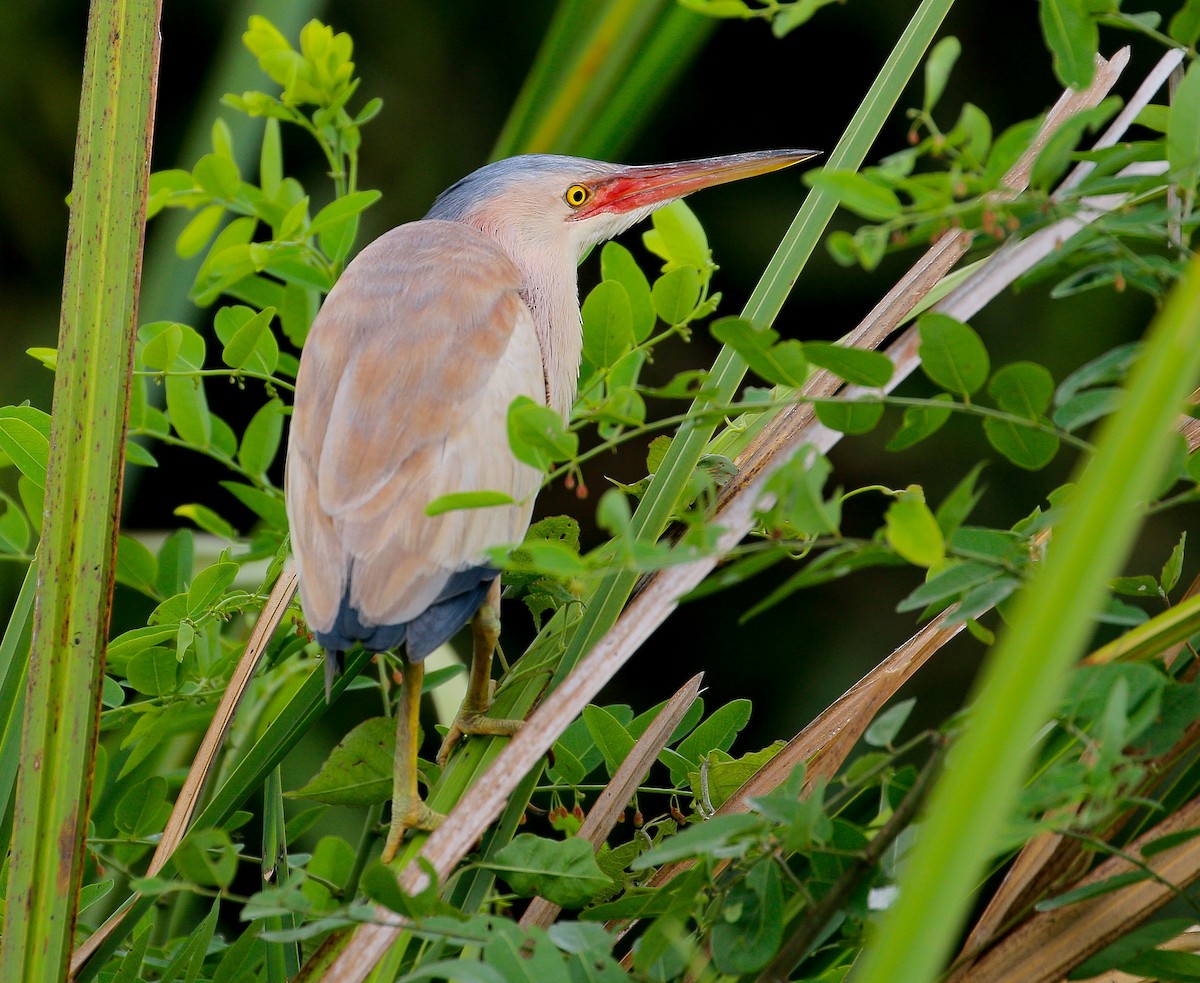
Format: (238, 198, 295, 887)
(285, 220, 546, 635)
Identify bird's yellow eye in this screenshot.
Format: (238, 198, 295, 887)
(564, 184, 592, 208)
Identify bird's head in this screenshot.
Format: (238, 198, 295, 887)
(426, 150, 819, 267)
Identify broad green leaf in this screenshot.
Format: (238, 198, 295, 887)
(0, 406, 51, 488)
(582, 280, 634, 369)
(897, 560, 1001, 612)
(710, 860, 783, 974)
(864, 698, 916, 747)
(173, 829, 238, 888)
(923, 36, 961, 114)
(175, 504, 238, 542)
(115, 775, 170, 836)
(488, 834, 611, 908)
(187, 561, 239, 616)
(814, 397, 884, 434)
(600, 242, 655, 341)
(215, 304, 279, 375)
(238, 398, 285, 477)
(126, 647, 179, 696)
(885, 486, 945, 567)
(1169, 60, 1200, 192)
(176, 204, 224, 258)
(805, 169, 902, 221)
(887, 394, 953, 451)
(139, 322, 183, 370)
(1170, 0, 1200, 45)
(116, 535, 158, 595)
(289, 716, 393, 806)
(507, 396, 578, 471)
(308, 190, 382, 235)
(988, 362, 1054, 417)
(710, 317, 807, 387)
(582, 705, 635, 778)
(651, 266, 702, 325)
(193, 152, 240, 199)
(803, 341, 894, 387)
(642, 200, 709, 271)
(1039, 0, 1097, 89)
(983, 416, 1059, 470)
(674, 699, 752, 779)
(918, 313, 990, 396)
(156, 528, 193, 596)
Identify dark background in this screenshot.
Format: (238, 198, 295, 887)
(0, 1, 1168, 756)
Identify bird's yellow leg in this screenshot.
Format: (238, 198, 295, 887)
(436, 580, 523, 767)
(382, 659, 442, 863)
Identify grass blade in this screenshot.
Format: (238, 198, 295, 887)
(0, 2, 162, 980)
(854, 255, 1200, 983)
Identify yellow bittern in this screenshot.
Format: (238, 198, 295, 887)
(284, 149, 816, 860)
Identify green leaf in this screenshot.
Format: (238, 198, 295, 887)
(642, 200, 709, 271)
(175, 504, 238, 541)
(1169, 60, 1200, 192)
(710, 317, 807, 387)
(173, 828, 238, 889)
(674, 700, 752, 779)
(488, 834, 611, 908)
(651, 266, 702, 325)
(710, 860, 784, 974)
(176, 204, 224, 258)
(1039, 0, 1097, 90)
(308, 190, 382, 236)
(885, 486, 945, 567)
(187, 561, 239, 616)
(918, 313, 989, 396)
(983, 415, 1059, 470)
(507, 396, 578, 471)
(215, 304, 279, 375)
(988, 362, 1054, 417)
(0, 406, 51, 488)
(814, 397, 884, 434)
(897, 560, 1000, 612)
(803, 342, 894, 387)
(805, 169, 902, 221)
(193, 152, 240, 199)
(582, 705, 635, 779)
(125, 647, 179, 696)
(116, 535, 158, 595)
(1170, 0, 1200, 45)
(1162, 533, 1186, 594)
(238, 399, 285, 478)
(864, 698, 916, 747)
(115, 775, 170, 836)
(289, 716, 393, 806)
(887, 394, 953, 450)
(923, 36, 961, 114)
(139, 322, 182, 370)
(582, 280, 634, 369)
(632, 814, 763, 869)
(600, 242, 655, 341)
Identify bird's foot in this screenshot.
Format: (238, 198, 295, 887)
(436, 701, 523, 768)
(381, 797, 443, 863)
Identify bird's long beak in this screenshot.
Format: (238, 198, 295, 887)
(574, 148, 820, 219)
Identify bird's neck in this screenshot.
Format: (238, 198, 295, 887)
(523, 266, 583, 418)
(489, 232, 583, 418)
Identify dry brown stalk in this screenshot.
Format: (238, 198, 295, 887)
(518, 673, 704, 932)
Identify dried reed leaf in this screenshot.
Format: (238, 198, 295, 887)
(519, 673, 704, 932)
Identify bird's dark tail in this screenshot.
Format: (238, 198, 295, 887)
(324, 649, 343, 703)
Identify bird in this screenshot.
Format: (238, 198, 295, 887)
(284, 149, 817, 861)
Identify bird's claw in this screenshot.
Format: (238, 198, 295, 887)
(436, 707, 523, 768)
(381, 798, 444, 863)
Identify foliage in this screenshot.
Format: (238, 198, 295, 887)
(6, 2, 1200, 982)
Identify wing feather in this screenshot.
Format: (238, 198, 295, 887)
(286, 220, 546, 636)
